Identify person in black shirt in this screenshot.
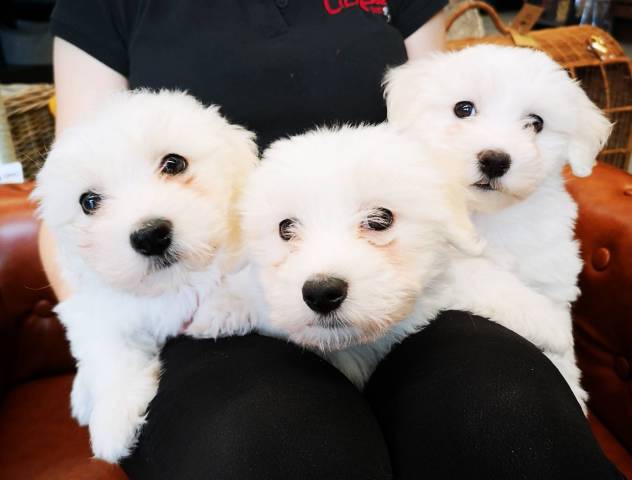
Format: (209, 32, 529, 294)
(39, 2, 622, 479)
(49, 0, 445, 148)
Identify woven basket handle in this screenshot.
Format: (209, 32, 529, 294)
(446, 1, 511, 35)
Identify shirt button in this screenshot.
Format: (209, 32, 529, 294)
(276, 0, 288, 7)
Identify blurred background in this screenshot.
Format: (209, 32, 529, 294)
(0, 0, 630, 175)
(1, 0, 54, 84)
(0, 0, 630, 84)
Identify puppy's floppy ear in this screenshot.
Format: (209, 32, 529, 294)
(220, 176, 254, 275)
(566, 82, 612, 177)
(217, 119, 259, 273)
(215, 227, 249, 274)
(441, 184, 486, 256)
(29, 134, 79, 227)
(383, 59, 431, 130)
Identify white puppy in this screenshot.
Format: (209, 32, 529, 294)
(240, 125, 574, 400)
(384, 45, 612, 409)
(32, 90, 258, 462)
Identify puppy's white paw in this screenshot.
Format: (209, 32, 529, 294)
(570, 163, 594, 178)
(187, 291, 256, 339)
(70, 374, 92, 426)
(546, 350, 588, 415)
(89, 403, 145, 463)
(477, 291, 573, 355)
(570, 384, 589, 416)
(88, 359, 160, 463)
(520, 307, 573, 355)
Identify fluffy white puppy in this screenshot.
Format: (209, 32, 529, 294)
(241, 125, 574, 400)
(384, 45, 612, 409)
(32, 90, 258, 462)
(385, 45, 611, 305)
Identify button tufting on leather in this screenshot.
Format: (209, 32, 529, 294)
(33, 299, 53, 317)
(591, 247, 611, 271)
(614, 356, 630, 381)
(624, 187, 632, 197)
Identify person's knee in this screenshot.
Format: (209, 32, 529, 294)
(368, 310, 555, 395)
(433, 311, 584, 418)
(194, 375, 390, 479)
(124, 335, 391, 480)
(370, 310, 582, 431)
(366, 312, 617, 479)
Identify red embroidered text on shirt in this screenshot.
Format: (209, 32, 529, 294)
(323, 0, 388, 15)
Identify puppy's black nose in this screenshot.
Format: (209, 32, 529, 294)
(302, 276, 348, 315)
(130, 218, 173, 257)
(478, 150, 511, 179)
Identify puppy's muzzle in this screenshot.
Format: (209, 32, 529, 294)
(302, 275, 348, 316)
(477, 150, 511, 180)
(130, 218, 173, 257)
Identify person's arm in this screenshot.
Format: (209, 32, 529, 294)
(39, 37, 128, 301)
(53, 37, 129, 134)
(404, 9, 446, 60)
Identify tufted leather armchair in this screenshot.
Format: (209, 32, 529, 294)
(0, 164, 631, 479)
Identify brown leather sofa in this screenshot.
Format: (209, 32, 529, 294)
(0, 164, 631, 479)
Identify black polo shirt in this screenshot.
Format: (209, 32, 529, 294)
(51, 0, 446, 147)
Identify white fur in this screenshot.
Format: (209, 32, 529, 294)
(242, 125, 482, 346)
(385, 45, 612, 410)
(32, 90, 258, 462)
(240, 125, 577, 409)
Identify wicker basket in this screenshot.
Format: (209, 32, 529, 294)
(447, 1, 632, 171)
(1, 83, 55, 180)
(446, 0, 485, 41)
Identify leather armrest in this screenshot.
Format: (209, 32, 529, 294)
(566, 162, 632, 454)
(0, 183, 72, 399)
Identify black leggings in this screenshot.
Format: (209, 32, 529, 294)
(121, 311, 621, 479)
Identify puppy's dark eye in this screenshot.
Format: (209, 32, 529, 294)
(79, 191, 102, 215)
(526, 114, 544, 133)
(454, 101, 476, 119)
(160, 153, 188, 175)
(362, 208, 394, 231)
(279, 218, 298, 241)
